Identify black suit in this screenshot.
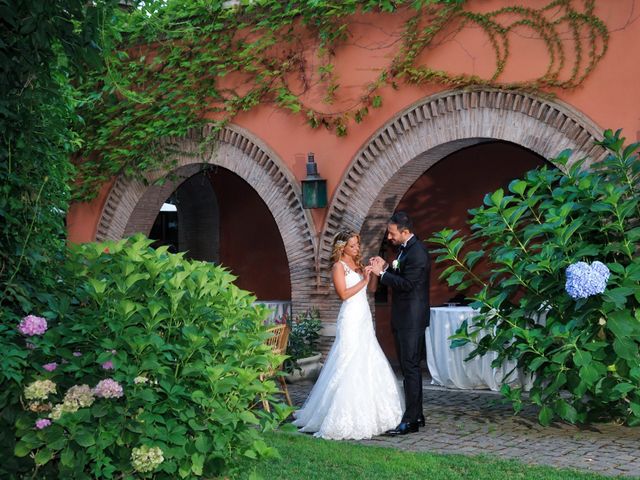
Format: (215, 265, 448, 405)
(379, 235, 430, 424)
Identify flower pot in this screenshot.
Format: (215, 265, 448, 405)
(285, 353, 323, 384)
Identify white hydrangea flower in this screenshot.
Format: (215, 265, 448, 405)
(63, 385, 95, 409)
(24, 380, 57, 401)
(49, 404, 65, 420)
(131, 445, 164, 473)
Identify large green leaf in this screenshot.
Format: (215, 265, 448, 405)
(60, 446, 75, 467)
(607, 310, 639, 338)
(191, 453, 204, 475)
(613, 338, 639, 361)
(555, 399, 578, 423)
(579, 363, 603, 387)
(538, 405, 554, 426)
(35, 447, 54, 466)
(73, 429, 95, 448)
(604, 287, 634, 309)
(14, 441, 32, 458)
(572, 349, 592, 367)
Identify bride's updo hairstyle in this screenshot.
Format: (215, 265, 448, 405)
(330, 230, 364, 269)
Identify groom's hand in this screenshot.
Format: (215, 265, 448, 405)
(369, 256, 386, 275)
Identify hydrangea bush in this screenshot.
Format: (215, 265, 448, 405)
(11, 235, 290, 478)
(430, 129, 640, 425)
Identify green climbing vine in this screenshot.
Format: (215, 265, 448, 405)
(76, 0, 609, 200)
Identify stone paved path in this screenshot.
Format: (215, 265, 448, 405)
(286, 380, 640, 478)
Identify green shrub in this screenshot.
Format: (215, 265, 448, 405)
(430, 129, 640, 425)
(1, 2, 120, 475)
(12, 235, 291, 478)
(284, 308, 322, 373)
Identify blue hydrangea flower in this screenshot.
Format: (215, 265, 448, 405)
(565, 261, 610, 299)
(590, 261, 611, 283)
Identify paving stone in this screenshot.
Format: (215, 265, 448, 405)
(286, 380, 640, 478)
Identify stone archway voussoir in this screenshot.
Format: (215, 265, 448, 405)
(95, 124, 317, 317)
(317, 88, 607, 337)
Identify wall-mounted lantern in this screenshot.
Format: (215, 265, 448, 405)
(301, 152, 327, 209)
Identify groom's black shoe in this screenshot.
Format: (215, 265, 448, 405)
(418, 414, 426, 427)
(384, 421, 419, 436)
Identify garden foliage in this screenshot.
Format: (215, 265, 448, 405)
(430, 129, 640, 425)
(74, 0, 606, 199)
(10, 235, 290, 478)
(284, 308, 322, 373)
(1, 1, 122, 475)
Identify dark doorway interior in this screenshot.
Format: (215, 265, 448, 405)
(149, 168, 291, 301)
(375, 141, 548, 364)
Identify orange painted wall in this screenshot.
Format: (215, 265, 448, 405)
(68, 0, 640, 244)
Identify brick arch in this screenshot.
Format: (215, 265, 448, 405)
(95, 124, 316, 314)
(317, 88, 606, 334)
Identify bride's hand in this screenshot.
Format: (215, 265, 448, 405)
(364, 265, 373, 281)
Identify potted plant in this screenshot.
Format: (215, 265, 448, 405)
(283, 308, 322, 383)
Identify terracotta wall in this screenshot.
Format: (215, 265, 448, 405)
(67, 1, 640, 244)
(374, 141, 547, 362)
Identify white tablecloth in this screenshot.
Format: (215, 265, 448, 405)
(254, 300, 292, 323)
(426, 306, 531, 391)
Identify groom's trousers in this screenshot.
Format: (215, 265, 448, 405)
(393, 328, 425, 424)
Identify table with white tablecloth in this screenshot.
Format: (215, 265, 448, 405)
(254, 300, 292, 323)
(426, 306, 531, 391)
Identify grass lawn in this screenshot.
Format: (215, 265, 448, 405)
(232, 431, 614, 480)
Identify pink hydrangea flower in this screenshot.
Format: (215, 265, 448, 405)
(18, 315, 48, 336)
(42, 362, 58, 372)
(101, 361, 114, 370)
(93, 379, 123, 398)
(35, 418, 51, 429)
(73, 352, 82, 357)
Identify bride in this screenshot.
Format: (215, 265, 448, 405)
(292, 230, 403, 440)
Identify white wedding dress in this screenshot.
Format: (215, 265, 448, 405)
(292, 261, 404, 440)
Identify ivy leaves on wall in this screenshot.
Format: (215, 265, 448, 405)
(76, 0, 608, 200)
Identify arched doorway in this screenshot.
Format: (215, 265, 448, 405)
(373, 141, 547, 363)
(94, 125, 316, 316)
(149, 171, 220, 261)
(317, 88, 605, 357)
(147, 168, 291, 301)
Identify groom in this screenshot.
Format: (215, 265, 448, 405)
(371, 211, 430, 435)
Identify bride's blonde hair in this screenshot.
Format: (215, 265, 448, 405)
(330, 230, 364, 269)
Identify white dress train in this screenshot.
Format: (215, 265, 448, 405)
(292, 262, 404, 440)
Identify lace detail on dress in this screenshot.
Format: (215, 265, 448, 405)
(292, 264, 404, 440)
(339, 260, 355, 276)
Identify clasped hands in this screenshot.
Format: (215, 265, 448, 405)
(364, 256, 387, 277)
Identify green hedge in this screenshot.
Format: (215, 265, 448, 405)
(8, 235, 291, 478)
